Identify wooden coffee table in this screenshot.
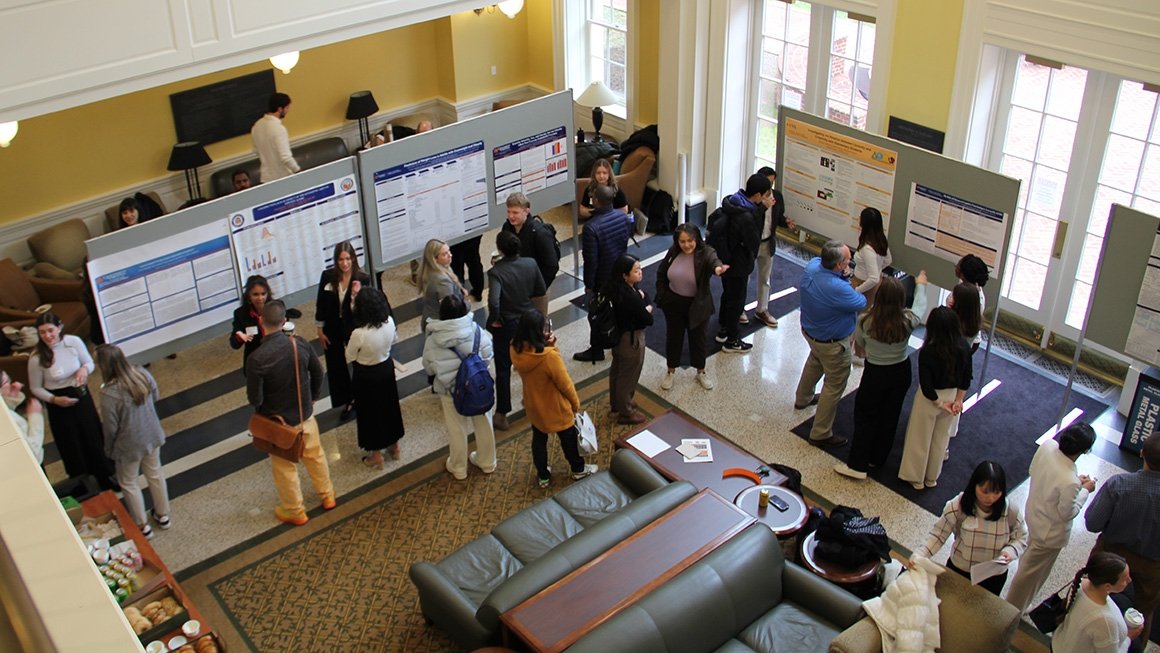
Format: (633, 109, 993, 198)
(615, 410, 788, 498)
(500, 489, 754, 653)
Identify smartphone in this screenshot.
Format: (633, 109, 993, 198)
(768, 495, 790, 512)
(547, 318, 554, 333)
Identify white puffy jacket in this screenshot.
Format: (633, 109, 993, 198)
(421, 314, 494, 396)
(862, 557, 943, 653)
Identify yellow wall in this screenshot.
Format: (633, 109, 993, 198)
(525, 0, 556, 89)
(634, 0, 660, 125)
(448, 10, 530, 100)
(884, 0, 964, 132)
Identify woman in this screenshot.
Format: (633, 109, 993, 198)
(606, 254, 653, 425)
(95, 344, 171, 537)
(949, 281, 983, 352)
(1053, 552, 1142, 653)
(655, 224, 727, 391)
(851, 207, 892, 306)
(579, 158, 629, 218)
(117, 197, 148, 229)
(416, 239, 465, 333)
(315, 241, 370, 421)
(834, 272, 928, 480)
(27, 312, 116, 489)
(912, 461, 1027, 596)
(898, 306, 972, 490)
(231, 275, 272, 361)
(345, 286, 404, 468)
(510, 308, 596, 488)
(422, 294, 497, 481)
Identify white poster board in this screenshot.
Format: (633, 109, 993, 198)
(492, 126, 570, 203)
(1125, 229, 1160, 366)
(903, 183, 1008, 277)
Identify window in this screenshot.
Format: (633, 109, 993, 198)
(587, 0, 628, 110)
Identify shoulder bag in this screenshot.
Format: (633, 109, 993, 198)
(248, 336, 307, 462)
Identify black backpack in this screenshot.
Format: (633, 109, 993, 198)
(530, 215, 562, 261)
(705, 208, 732, 262)
(643, 188, 677, 234)
(587, 291, 620, 349)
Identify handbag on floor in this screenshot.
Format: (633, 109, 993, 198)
(249, 336, 306, 463)
(1028, 582, 1070, 633)
(576, 411, 598, 456)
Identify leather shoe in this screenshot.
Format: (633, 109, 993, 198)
(573, 348, 606, 363)
(809, 435, 848, 448)
(493, 412, 509, 431)
(794, 394, 821, 410)
(274, 507, 308, 526)
(617, 411, 647, 425)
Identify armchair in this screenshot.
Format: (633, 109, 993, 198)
(0, 258, 91, 342)
(26, 218, 90, 279)
(575, 145, 656, 218)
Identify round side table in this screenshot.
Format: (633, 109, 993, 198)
(733, 485, 808, 538)
(799, 530, 884, 598)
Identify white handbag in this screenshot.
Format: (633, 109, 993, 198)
(576, 411, 598, 456)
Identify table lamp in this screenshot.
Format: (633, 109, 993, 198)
(576, 81, 620, 142)
(345, 90, 380, 145)
(166, 142, 212, 201)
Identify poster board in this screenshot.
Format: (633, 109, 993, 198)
(359, 90, 576, 270)
(776, 107, 1020, 304)
(1086, 204, 1160, 359)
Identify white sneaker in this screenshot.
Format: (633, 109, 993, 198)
(833, 463, 867, 480)
(469, 451, 496, 474)
(660, 370, 675, 391)
(571, 463, 598, 480)
(696, 372, 714, 390)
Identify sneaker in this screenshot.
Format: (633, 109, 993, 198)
(910, 481, 925, 491)
(321, 496, 337, 510)
(150, 510, 171, 530)
(660, 370, 675, 391)
(738, 313, 750, 325)
(571, 463, 598, 480)
(696, 372, 715, 390)
(721, 338, 752, 354)
(834, 463, 867, 480)
(469, 451, 497, 474)
(924, 479, 938, 488)
(139, 523, 154, 539)
(274, 506, 308, 526)
(714, 329, 729, 343)
(537, 465, 552, 489)
(755, 311, 779, 328)
(445, 458, 467, 481)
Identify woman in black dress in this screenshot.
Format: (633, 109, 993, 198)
(315, 241, 370, 421)
(345, 287, 404, 468)
(230, 275, 272, 362)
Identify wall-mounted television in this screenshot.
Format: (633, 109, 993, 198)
(170, 70, 276, 146)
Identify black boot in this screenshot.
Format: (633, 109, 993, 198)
(572, 347, 606, 363)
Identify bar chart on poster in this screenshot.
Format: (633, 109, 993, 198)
(492, 126, 570, 203)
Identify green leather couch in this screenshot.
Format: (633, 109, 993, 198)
(409, 449, 696, 650)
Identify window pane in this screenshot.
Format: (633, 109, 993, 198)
(1065, 281, 1092, 328)
(831, 12, 857, 55)
(850, 105, 868, 130)
(782, 86, 804, 111)
(1088, 184, 1131, 237)
(1008, 257, 1047, 310)
(1074, 233, 1103, 284)
(764, 0, 787, 36)
(857, 22, 876, 62)
(607, 62, 626, 95)
(1045, 66, 1087, 121)
(826, 100, 854, 127)
(1026, 165, 1067, 217)
(1098, 134, 1144, 193)
(784, 43, 809, 87)
(1138, 144, 1160, 200)
(608, 27, 626, 65)
(1020, 211, 1057, 265)
(1112, 81, 1156, 140)
(1012, 57, 1050, 111)
(829, 57, 853, 102)
(786, 3, 811, 44)
(1038, 115, 1077, 171)
(757, 120, 778, 162)
(761, 38, 784, 78)
(1135, 196, 1160, 217)
(758, 79, 782, 120)
(1000, 155, 1033, 208)
(1004, 107, 1042, 161)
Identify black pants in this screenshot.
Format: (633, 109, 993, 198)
(847, 359, 912, 472)
(662, 296, 708, 370)
(948, 559, 1008, 596)
(450, 236, 485, 301)
(532, 425, 584, 479)
(46, 388, 116, 489)
(322, 328, 354, 408)
(489, 320, 518, 414)
(718, 275, 747, 339)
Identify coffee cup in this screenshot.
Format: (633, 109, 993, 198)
(182, 619, 201, 637)
(1125, 607, 1144, 629)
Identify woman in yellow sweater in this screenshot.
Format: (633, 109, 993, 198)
(511, 309, 598, 488)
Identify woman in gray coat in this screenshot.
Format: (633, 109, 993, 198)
(416, 238, 466, 333)
(96, 344, 171, 537)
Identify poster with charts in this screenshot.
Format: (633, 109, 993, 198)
(229, 175, 363, 299)
(492, 126, 569, 204)
(1125, 228, 1160, 367)
(372, 141, 488, 263)
(904, 183, 1006, 278)
(781, 117, 897, 247)
(88, 220, 236, 357)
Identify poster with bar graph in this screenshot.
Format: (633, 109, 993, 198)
(492, 126, 569, 204)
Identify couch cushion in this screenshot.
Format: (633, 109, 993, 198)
(435, 534, 523, 607)
(491, 499, 583, 564)
(551, 470, 636, 528)
(27, 219, 89, 275)
(738, 602, 842, 653)
(0, 259, 39, 310)
(713, 640, 759, 652)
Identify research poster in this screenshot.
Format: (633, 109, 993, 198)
(781, 117, 897, 246)
(229, 175, 363, 299)
(904, 183, 1007, 277)
(372, 141, 488, 263)
(1124, 228, 1160, 367)
(88, 221, 236, 357)
(492, 126, 570, 204)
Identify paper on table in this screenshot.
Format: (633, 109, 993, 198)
(626, 430, 671, 458)
(969, 558, 1010, 585)
(677, 438, 714, 463)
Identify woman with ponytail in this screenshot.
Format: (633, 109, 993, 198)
(1053, 551, 1141, 653)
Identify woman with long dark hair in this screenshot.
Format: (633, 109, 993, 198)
(834, 272, 928, 480)
(510, 308, 596, 488)
(345, 286, 404, 468)
(1053, 551, 1141, 652)
(231, 275, 273, 361)
(315, 240, 370, 421)
(96, 344, 171, 537)
(851, 207, 891, 306)
(655, 224, 727, 391)
(898, 306, 972, 490)
(605, 254, 653, 425)
(912, 461, 1026, 596)
(949, 281, 983, 352)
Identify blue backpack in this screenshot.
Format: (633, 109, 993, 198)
(450, 326, 495, 416)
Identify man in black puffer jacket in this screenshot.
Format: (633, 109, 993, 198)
(709, 173, 771, 353)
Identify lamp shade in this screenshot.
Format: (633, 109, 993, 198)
(0, 121, 17, 148)
(345, 91, 379, 120)
(167, 142, 212, 171)
(576, 81, 619, 108)
(269, 51, 300, 74)
(497, 0, 524, 18)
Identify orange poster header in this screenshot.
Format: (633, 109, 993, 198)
(786, 118, 897, 172)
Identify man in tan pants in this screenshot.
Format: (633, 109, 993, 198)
(246, 300, 336, 525)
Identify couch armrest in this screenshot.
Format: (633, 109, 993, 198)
(30, 262, 79, 280)
(29, 277, 84, 303)
(828, 617, 882, 653)
(609, 448, 670, 497)
(783, 562, 866, 629)
(408, 561, 494, 650)
(0, 308, 39, 322)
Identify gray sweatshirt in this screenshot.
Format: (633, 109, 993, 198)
(99, 367, 166, 460)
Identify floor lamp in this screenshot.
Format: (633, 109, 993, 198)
(167, 142, 212, 201)
(346, 91, 379, 145)
(576, 81, 620, 142)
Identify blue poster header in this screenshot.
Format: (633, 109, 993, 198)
(95, 236, 231, 290)
(493, 126, 566, 159)
(253, 182, 337, 221)
(374, 141, 485, 183)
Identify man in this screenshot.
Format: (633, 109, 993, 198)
(2, 370, 44, 465)
(501, 191, 559, 315)
(251, 93, 300, 183)
(487, 231, 546, 431)
(246, 300, 335, 525)
(1005, 422, 1097, 613)
(794, 239, 866, 447)
(574, 184, 632, 362)
(749, 166, 795, 328)
(711, 173, 771, 353)
(231, 169, 253, 193)
(416, 119, 433, 133)
(1085, 433, 1160, 648)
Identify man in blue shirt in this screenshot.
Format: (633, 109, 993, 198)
(794, 240, 866, 447)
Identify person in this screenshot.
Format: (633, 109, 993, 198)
(1052, 551, 1142, 653)
(510, 308, 596, 488)
(345, 286, 404, 468)
(416, 119, 433, 133)
(606, 254, 653, 425)
(793, 239, 867, 447)
(949, 281, 983, 352)
(95, 344, 171, 538)
(712, 173, 770, 353)
(27, 312, 117, 489)
(1005, 422, 1098, 613)
(315, 241, 369, 422)
(117, 197, 150, 229)
(251, 92, 300, 182)
(1, 369, 44, 465)
(500, 192, 560, 309)
(487, 231, 546, 431)
(574, 184, 632, 363)
(231, 169, 253, 193)
(834, 272, 928, 480)
(912, 461, 1027, 596)
(231, 275, 273, 361)
(898, 306, 972, 489)
(655, 224, 728, 391)
(416, 239, 466, 333)
(579, 158, 629, 219)
(449, 235, 485, 304)
(246, 300, 335, 525)
(423, 294, 498, 481)
(1085, 433, 1160, 648)
(850, 207, 892, 307)
(749, 166, 795, 328)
